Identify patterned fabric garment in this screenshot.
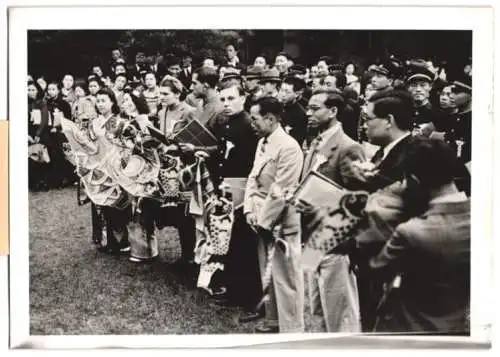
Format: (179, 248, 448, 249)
(302, 191, 368, 272)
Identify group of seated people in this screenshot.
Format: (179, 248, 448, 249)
(28, 43, 472, 335)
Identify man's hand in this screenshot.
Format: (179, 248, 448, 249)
(341, 159, 377, 184)
(179, 143, 195, 152)
(294, 199, 317, 215)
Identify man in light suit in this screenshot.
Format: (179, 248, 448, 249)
(244, 96, 305, 333)
(299, 89, 365, 332)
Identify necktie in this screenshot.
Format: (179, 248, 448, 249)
(371, 147, 385, 166)
(260, 137, 268, 154)
(302, 136, 322, 178)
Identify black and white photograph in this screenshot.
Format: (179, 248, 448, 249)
(7, 4, 494, 350)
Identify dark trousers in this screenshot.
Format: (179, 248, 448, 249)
(91, 203, 132, 251)
(357, 269, 385, 332)
(224, 208, 263, 310)
(144, 201, 197, 261)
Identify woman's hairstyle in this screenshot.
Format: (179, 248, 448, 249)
(46, 81, 61, 91)
(142, 71, 158, 83)
(123, 89, 150, 115)
(114, 73, 128, 83)
(95, 88, 120, 115)
(74, 79, 88, 95)
(87, 76, 105, 90)
(159, 75, 185, 95)
(27, 80, 44, 100)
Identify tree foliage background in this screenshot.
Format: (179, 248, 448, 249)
(28, 30, 472, 82)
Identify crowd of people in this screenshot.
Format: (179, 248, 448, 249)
(28, 41, 472, 335)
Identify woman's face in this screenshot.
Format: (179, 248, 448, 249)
(93, 66, 103, 77)
(115, 65, 126, 75)
(121, 93, 137, 115)
(88, 81, 100, 95)
(346, 64, 355, 75)
(47, 84, 59, 99)
(63, 75, 74, 90)
(145, 74, 157, 89)
(115, 76, 127, 91)
(96, 94, 114, 115)
(254, 56, 267, 69)
(28, 84, 38, 100)
(75, 86, 86, 98)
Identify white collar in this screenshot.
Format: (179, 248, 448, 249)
(383, 133, 411, 160)
(317, 122, 341, 149)
(430, 191, 467, 204)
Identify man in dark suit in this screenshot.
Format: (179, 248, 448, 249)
(178, 51, 194, 90)
(369, 139, 470, 334)
(204, 84, 261, 310)
(341, 90, 418, 331)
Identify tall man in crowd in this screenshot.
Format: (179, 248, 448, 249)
(299, 90, 365, 332)
(244, 96, 305, 333)
(206, 84, 260, 305)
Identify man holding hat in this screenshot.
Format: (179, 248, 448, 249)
(405, 64, 438, 136)
(260, 68, 281, 98)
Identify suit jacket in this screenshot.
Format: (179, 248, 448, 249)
(244, 125, 304, 235)
(178, 67, 193, 91)
(367, 134, 420, 193)
(157, 101, 196, 137)
(300, 124, 365, 240)
(207, 110, 259, 187)
(302, 124, 366, 190)
(370, 198, 470, 334)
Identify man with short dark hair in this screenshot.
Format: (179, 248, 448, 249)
(244, 96, 305, 333)
(342, 89, 420, 332)
(278, 76, 308, 146)
(191, 67, 222, 126)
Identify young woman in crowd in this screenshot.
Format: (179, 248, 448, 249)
(345, 62, 361, 95)
(28, 80, 50, 191)
(141, 71, 161, 124)
(112, 73, 128, 108)
(61, 74, 76, 106)
(45, 81, 74, 187)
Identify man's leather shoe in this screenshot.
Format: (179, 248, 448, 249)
(239, 309, 265, 323)
(254, 324, 279, 333)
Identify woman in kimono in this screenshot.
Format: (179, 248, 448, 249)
(89, 88, 132, 254)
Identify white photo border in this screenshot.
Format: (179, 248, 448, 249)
(9, 4, 494, 349)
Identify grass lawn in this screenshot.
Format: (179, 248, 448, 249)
(29, 187, 270, 335)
